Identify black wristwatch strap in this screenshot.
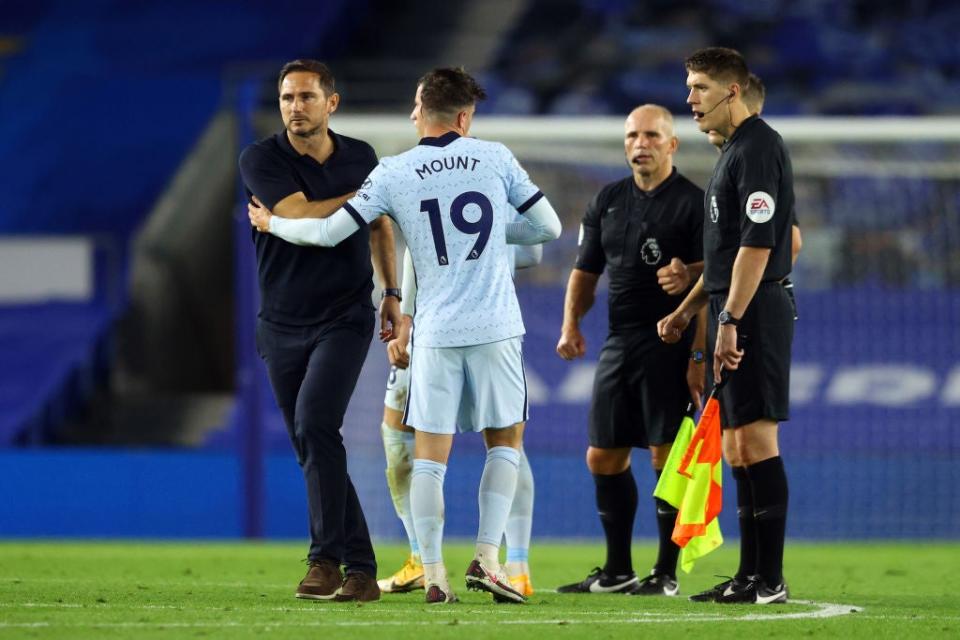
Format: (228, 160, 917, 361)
(381, 287, 402, 302)
(718, 310, 740, 327)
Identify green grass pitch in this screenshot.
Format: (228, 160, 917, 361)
(1, 541, 958, 638)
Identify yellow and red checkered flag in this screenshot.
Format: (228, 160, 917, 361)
(654, 389, 724, 573)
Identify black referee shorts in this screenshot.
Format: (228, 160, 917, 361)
(588, 326, 691, 449)
(708, 282, 793, 429)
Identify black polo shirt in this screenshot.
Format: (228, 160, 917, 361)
(239, 129, 378, 325)
(703, 115, 794, 293)
(575, 168, 704, 329)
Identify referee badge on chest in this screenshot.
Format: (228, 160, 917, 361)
(710, 195, 719, 223)
(641, 237, 662, 265)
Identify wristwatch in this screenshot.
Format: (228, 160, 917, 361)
(718, 310, 740, 327)
(381, 288, 402, 302)
(690, 350, 705, 364)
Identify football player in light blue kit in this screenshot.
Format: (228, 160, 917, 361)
(249, 67, 561, 604)
(379, 238, 541, 597)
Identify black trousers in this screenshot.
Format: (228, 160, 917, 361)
(256, 303, 376, 576)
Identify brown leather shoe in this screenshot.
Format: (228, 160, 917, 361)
(296, 559, 342, 600)
(334, 571, 381, 602)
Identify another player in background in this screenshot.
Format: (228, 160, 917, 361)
(556, 105, 705, 596)
(707, 73, 802, 271)
(249, 67, 561, 605)
(238, 59, 400, 603)
(659, 47, 796, 605)
(378, 238, 542, 598)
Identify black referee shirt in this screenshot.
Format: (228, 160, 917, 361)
(576, 168, 704, 329)
(239, 129, 378, 325)
(703, 115, 794, 293)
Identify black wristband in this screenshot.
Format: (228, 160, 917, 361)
(381, 288, 402, 302)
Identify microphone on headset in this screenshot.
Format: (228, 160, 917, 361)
(694, 91, 734, 118)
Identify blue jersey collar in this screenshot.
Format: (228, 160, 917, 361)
(418, 131, 461, 147)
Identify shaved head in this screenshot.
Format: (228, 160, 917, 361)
(627, 104, 675, 136)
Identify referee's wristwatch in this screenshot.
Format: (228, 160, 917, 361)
(381, 288, 402, 302)
(690, 350, 705, 364)
(718, 310, 740, 327)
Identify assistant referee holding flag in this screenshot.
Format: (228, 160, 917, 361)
(659, 47, 795, 605)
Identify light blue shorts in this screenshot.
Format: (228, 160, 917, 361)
(383, 364, 410, 412)
(402, 337, 528, 434)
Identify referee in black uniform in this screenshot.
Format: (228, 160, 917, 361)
(239, 60, 400, 603)
(659, 47, 794, 605)
(707, 73, 803, 273)
(556, 104, 706, 596)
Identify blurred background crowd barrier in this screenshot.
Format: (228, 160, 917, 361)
(1, 0, 957, 541)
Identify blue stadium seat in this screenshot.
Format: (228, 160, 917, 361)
(0, 303, 115, 445)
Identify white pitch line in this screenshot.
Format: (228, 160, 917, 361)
(0, 600, 863, 628)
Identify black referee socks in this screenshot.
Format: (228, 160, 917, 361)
(594, 468, 638, 577)
(653, 470, 680, 577)
(747, 456, 789, 586)
(731, 465, 758, 581)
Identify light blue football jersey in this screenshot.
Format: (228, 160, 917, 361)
(346, 132, 543, 348)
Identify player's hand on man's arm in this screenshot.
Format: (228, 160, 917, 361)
(249, 198, 272, 232)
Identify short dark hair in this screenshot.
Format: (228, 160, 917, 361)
(277, 59, 335, 96)
(418, 67, 486, 120)
(743, 72, 766, 112)
(684, 47, 749, 89)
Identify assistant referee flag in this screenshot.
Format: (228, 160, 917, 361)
(654, 396, 724, 573)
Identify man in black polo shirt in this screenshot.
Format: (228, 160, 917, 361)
(556, 104, 705, 596)
(238, 59, 400, 603)
(658, 47, 794, 605)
